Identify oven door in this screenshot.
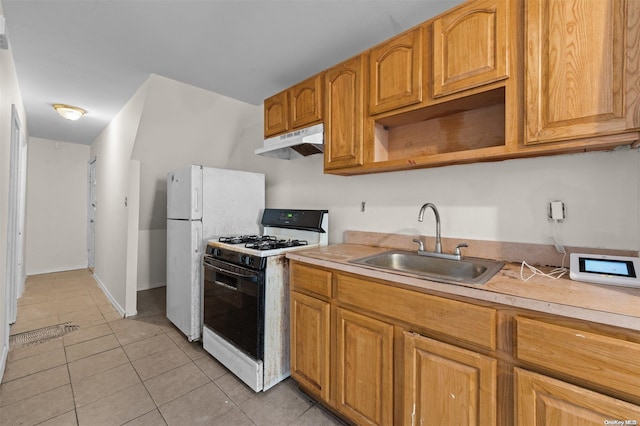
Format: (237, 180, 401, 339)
(203, 256, 265, 360)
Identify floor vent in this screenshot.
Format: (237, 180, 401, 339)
(9, 323, 80, 349)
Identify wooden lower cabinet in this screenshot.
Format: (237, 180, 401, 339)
(403, 332, 497, 426)
(335, 307, 394, 426)
(290, 291, 330, 402)
(289, 261, 640, 426)
(515, 368, 640, 425)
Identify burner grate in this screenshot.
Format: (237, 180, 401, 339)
(219, 235, 276, 244)
(245, 239, 309, 251)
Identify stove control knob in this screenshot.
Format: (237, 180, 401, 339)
(212, 248, 221, 257)
(240, 255, 252, 266)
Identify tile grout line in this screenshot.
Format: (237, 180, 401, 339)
(63, 347, 81, 426)
(117, 322, 176, 425)
(63, 284, 118, 426)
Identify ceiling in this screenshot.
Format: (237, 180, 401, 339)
(2, 0, 462, 145)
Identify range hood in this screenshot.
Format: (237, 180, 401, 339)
(255, 123, 324, 160)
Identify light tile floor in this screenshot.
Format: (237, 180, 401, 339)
(0, 269, 346, 426)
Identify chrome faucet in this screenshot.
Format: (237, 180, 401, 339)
(418, 203, 442, 253)
(414, 202, 468, 260)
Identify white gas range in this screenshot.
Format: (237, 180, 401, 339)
(202, 209, 328, 392)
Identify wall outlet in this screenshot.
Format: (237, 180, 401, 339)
(548, 201, 565, 222)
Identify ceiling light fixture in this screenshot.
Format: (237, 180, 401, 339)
(53, 104, 86, 121)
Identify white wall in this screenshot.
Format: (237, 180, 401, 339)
(89, 79, 148, 316)
(130, 74, 260, 290)
(25, 138, 90, 274)
(0, 0, 29, 380)
(228, 112, 640, 253)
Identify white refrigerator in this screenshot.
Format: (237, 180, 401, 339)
(166, 165, 265, 341)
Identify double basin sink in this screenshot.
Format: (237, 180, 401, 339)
(350, 250, 504, 285)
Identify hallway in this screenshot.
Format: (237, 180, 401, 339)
(0, 270, 344, 425)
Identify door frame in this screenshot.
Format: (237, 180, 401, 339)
(6, 104, 27, 325)
(87, 157, 97, 270)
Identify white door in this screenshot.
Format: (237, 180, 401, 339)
(6, 105, 26, 325)
(167, 165, 203, 220)
(88, 158, 97, 269)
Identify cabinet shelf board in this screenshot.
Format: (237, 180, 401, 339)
(373, 102, 506, 163)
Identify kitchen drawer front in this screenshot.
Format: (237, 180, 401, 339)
(335, 274, 496, 350)
(515, 316, 640, 400)
(290, 262, 332, 299)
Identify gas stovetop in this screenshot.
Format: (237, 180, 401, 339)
(218, 235, 309, 251)
(207, 209, 329, 261)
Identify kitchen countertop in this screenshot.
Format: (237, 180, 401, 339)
(286, 243, 640, 331)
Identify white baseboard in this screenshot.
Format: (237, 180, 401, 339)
(137, 281, 166, 291)
(0, 342, 8, 384)
(91, 272, 130, 317)
(26, 264, 88, 276)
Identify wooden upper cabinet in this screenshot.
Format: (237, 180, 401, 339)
(525, 0, 640, 145)
(368, 26, 424, 115)
(324, 55, 364, 170)
(264, 91, 289, 137)
(432, 0, 509, 98)
(264, 73, 323, 138)
(289, 74, 323, 129)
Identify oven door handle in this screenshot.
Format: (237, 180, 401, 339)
(204, 263, 258, 283)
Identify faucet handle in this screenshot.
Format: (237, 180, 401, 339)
(454, 243, 469, 257)
(412, 239, 425, 252)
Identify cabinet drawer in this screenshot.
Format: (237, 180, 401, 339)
(336, 274, 496, 350)
(516, 317, 640, 400)
(290, 262, 332, 299)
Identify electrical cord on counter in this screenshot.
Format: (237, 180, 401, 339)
(520, 222, 569, 281)
(520, 258, 568, 281)
(520, 229, 568, 281)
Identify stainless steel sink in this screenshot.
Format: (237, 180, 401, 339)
(349, 250, 504, 285)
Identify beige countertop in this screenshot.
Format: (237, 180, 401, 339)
(286, 243, 640, 331)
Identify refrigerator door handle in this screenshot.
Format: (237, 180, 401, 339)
(195, 227, 201, 253)
(193, 188, 199, 215)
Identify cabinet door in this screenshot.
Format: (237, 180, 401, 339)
(290, 74, 323, 129)
(369, 26, 424, 115)
(324, 55, 364, 170)
(403, 332, 497, 426)
(290, 291, 330, 402)
(525, 0, 636, 144)
(515, 368, 640, 425)
(335, 307, 393, 426)
(432, 0, 508, 98)
(264, 91, 289, 137)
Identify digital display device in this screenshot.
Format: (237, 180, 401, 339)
(581, 258, 635, 277)
(570, 253, 640, 288)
